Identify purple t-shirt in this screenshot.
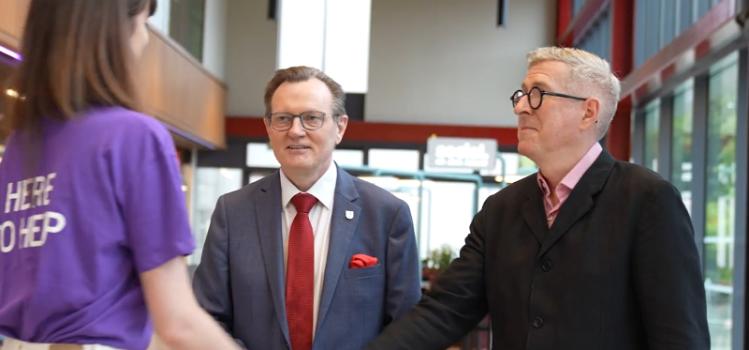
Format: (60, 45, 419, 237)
(0, 107, 195, 349)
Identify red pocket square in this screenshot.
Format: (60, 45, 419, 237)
(349, 254, 378, 268)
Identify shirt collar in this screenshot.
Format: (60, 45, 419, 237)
(280, 161, 337, 210)
(537, 142, 602, 194)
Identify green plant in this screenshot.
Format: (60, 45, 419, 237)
(425, 244, 456, 272)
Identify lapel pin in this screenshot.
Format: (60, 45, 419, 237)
(345, 210, 354, 220)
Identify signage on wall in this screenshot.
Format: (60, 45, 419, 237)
(426, 137, 497, 171)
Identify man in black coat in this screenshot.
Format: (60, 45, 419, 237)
(367, 47, 709, 350)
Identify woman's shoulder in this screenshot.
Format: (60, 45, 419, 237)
(79, 106, 170, 140)
(83, 106, 163, 130)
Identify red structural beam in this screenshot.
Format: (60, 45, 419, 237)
(556, 0, 573, 46)
(557, 0, 632, 160)
(226, 117, 519, 148)
(557, 0, 610, 46)
(605, 0, 634, 160)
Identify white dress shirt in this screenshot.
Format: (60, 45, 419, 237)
(279, 161, 337, 336)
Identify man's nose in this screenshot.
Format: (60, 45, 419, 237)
(288, 116, 306, 135)
(513, 96, 530, 116)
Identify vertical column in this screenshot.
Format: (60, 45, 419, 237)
(657, 94, 674, 178)
(556, 0, 573, 46)
(605, 0, 634, 160)
(732, 46, 747, 350)
(692, 73, 708, 263)
(629, 106, 645, 164)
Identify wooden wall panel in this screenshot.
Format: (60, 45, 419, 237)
(136, 28, 226, 149)
(0, 3, 226, 149)
(0, 0, 30, 50)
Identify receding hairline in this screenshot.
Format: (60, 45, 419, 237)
(264, 66, 346, 117)
(269, 77, 334, 101)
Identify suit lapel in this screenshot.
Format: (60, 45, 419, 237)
(522, 179, 549, 245)
(254, 173, 291, 347)
(315, 168, 360, 338)
(537, 151, 615, 257)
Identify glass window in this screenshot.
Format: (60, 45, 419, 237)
(249, 171, 273, 184)
(169, 0, 205, 61)
(489, 152, 537, 184)
(357, 175, 422, 249)
(191, 167, 243, 264)
(333, 149, 365, 167)
(357, 175, 481, 266)
(643, 100, 660, 171)
(677, 0, 693, 35)
(420, 180, 476, 260)
(478, 183, 503, 209)
(367, 148, 420, 171)
(671, 81, 694, 215)
(644, 0, 661, 60)
(573, 0, 587, 16)
(577, 11, 611, 62)
(704, 53, 738, 349)
(246, 142, 281, 168)
(661, 0, 677, 46)
(246, 143, 363, 169)
(697, 0, 712, 18)
(634, 0, 647, 67)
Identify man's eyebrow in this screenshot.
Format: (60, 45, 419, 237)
(521, 81, 551, 91)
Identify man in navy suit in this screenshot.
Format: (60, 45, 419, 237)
(193, 66, 421, 350)
(367, 47, 709, 349)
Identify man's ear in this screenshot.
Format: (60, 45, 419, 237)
(335, 114, 349, 144)
(581, 98, 600, 131)
(263, 117, 273, 133)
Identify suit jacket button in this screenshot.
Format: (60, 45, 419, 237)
(532, 316, 544, 329)
(541, 258, 552, 272)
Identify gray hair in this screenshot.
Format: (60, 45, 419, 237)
(527, 47, 621, 140)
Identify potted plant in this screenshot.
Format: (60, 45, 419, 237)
(421, 244, 456, 289)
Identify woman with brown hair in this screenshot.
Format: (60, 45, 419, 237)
(0, 1, 240, 349)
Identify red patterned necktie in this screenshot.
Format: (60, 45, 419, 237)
(286, 192, 318, 350)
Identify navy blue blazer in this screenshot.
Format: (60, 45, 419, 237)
(193, 166, 421, 350)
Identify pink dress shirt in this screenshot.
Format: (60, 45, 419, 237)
(537, 143, 603, 227)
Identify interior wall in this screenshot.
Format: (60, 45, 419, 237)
(225, 0, 278, 116)
(366, 0, 556, 127)
(149, 0, 171, 35)
(203, 0, 227, 79)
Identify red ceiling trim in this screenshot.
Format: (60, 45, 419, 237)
(226, 117, 519, 148)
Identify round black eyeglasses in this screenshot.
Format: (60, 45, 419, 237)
(510, 87, 587, 109)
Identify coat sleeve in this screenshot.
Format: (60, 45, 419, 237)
(633, 181, 710, 349)
(384, 201, 422, 323)
(369, 204, 489, 350)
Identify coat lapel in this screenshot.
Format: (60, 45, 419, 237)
(537, 151, 615, 257)
(522, 179, 549, 245)
(315, 168, 360, 338)
(254, 173, 291, 347)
